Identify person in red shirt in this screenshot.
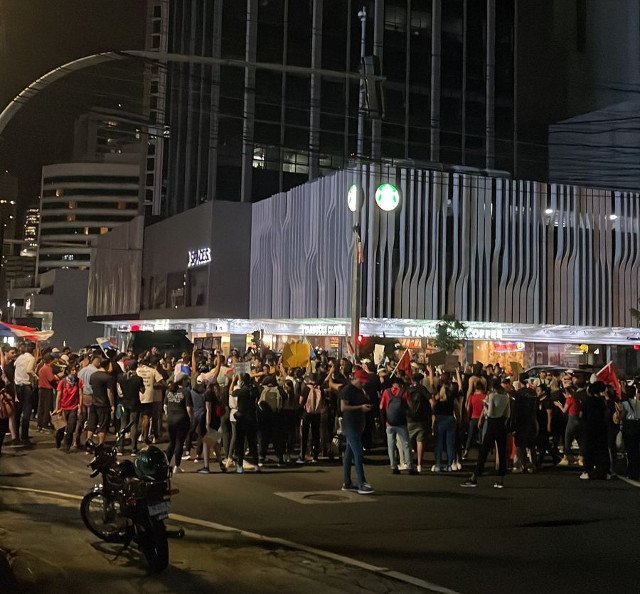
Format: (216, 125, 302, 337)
(37, 355, 63, 432)
(555, 383, 584, 466)
(379, 377, 417, 474)
(463, 378, 487, 459)
(53, 365, 83, 452)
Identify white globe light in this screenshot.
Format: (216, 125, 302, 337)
(609, 214, 618, 221)
(375, 183, 400, 211)
(347, 184, 358, 212)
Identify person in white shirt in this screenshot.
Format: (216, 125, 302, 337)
(14, 343, 36, 445)
(136, 358, 165, 444)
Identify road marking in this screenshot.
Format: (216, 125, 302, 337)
(0, 485, 461, 594)
(617, 475, 640, 488)
(273, 490, 377, 504)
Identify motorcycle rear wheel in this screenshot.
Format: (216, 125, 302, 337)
(137, 517, 169, 573)
(80, 491, 130, 543)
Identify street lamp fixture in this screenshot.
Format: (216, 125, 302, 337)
(347, 184, 360, 213)
(375, 183, 400, 211)
(544, 208, 554, 215)
(609, 214, 618, 221)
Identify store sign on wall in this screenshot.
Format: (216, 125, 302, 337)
(300, 324, 347, 336)
(493, 341, 525, 353)
(403, 326, 503, 340)
(188, 248, 211, 268)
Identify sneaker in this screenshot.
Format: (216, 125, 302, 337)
(558, 457, 569, 466)
(452, 462, 461, 471)
(577, 457, 584, 467)
(398, 463, 408, 471)
(254, 466, 262, 473)
(243, 460, 255, 470)
(341, 483, 358, 492)
(225, 458, 235, 470)
(181, 453, 191, 460)
(296, 457, 305, 464)
(236, 466, 244, 474)
(417, 465, 422, 473)
(493, 481, 504, 489)
(311, 458, 319, 464)
(431, 465, 441, 473)
(196, 467, 210, 474)
(579, 472, 590, 480)
(445, 465, 452, 472)
(392, 468, 400, 475)
(173, 465, 184, 473)
(357, 483, 375, 495)
(219, 462, 227, 473)
(460, 480, 477, 488)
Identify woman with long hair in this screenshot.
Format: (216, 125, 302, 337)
(430, 372, 458, 472)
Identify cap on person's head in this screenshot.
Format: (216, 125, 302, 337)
(354, 369, 369, 383)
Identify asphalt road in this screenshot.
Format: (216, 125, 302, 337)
(1, 432, 637, 594)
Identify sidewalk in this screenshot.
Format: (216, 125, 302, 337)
(0, 488, 432, 594)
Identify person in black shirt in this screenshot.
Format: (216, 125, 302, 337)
(86, 359, 115, 445)
(233, 373, 260, 473)
(164, 379, 192, 473)
(581, 381, 610, 480)
(339, 374, 374, 494)
(117, 361, 145, 455)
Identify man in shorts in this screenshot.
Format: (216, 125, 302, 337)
(86, 359, 115, 445)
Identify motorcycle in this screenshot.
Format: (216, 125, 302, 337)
(80, 425, 182, 573)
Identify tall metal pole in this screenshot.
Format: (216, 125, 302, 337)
(513, 0, 519, 177)
(485, 0, 496, 170)
(352, 6, 367, 361)
(356, 6, 367, 159)
(461, 0, 467, 165)
(430, 0, 441, 162)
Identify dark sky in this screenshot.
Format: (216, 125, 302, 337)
(0, 0, 147, 211)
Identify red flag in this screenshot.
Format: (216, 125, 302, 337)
(596, 361, 621, 400)
(394, 349, 412, 377)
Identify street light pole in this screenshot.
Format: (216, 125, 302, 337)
(351, 6, 367, 362)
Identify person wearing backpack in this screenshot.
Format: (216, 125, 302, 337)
(297, 374, 326, 464)
(258, 375, 283, 465)
(380, 376, 417, 475)
(407, 373, 431, 472)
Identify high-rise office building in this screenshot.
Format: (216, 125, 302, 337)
(147, 0, 520, 218)
(0, 170, 17, 246)
(37, 161, 140, 272)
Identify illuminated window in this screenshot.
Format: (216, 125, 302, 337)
(83, 227, 89, 235)
(117, 201, 127, 209)
(55, 189, 63, 197)
(100, 227, 109, 234)
(68, 201, 76, 209)
(66, 214, 76, 222)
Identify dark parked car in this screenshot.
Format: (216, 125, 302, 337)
(127, 330, 193, 359)
(523, 365, 596, 384)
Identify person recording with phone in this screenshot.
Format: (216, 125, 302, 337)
(338, 370, 375, 494)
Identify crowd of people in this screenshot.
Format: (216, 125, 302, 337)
(0, 341, 638, 495)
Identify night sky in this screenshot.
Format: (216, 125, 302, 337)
(0, 0, 147, 213)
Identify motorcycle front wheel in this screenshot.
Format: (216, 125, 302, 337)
(137, 516, 169, 573)
(80, 491, 130, 543)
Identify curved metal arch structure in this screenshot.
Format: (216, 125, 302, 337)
(0, 50, 380, 137)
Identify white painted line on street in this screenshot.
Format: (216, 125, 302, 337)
(617, 475, 640, 488)
(0, 485, 462, 594)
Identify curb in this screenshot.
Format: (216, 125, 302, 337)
(0, 485, 461, 594)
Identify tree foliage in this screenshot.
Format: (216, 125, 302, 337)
(431, 315, 468, 354)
